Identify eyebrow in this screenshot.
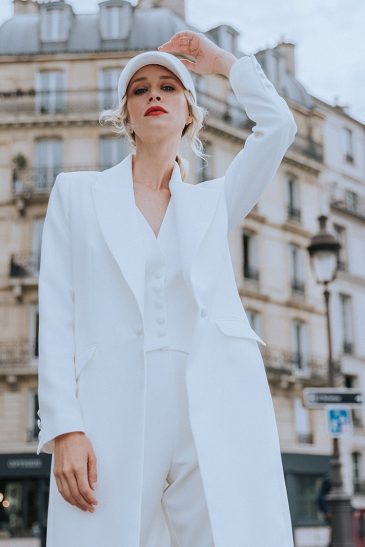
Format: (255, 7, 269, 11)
(129, 74, 180, 87)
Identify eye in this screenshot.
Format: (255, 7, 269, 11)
(133, 84, 175, 95)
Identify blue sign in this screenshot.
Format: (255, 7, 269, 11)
(326, 406, 353, 438)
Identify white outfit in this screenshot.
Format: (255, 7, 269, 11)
(135, 203, 214, 545)
(38, 54, 298, 547)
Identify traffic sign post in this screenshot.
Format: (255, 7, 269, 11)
(325, 406, 353, 438)
(303, 388, 363, 409)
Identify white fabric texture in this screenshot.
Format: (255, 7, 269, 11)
(135, 198, 197, 353)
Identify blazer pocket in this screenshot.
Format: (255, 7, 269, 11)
(74, 343, 98, 379)
(213, 319, 266, 346)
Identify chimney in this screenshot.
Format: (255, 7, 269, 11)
(277, 40, 296, 77)
(13, 0, 39, 15)
(138, 0, 185, 19)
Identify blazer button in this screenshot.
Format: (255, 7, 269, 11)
(135, 327, 143, 336)
(37, 419, 42, 430)
(200, 308, 207, 318)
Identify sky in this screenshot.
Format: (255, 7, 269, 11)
(1, 0, 364, 123)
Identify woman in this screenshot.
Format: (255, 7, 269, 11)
(37, 31, 297, 546)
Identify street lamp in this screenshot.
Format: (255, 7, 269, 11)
(307, 214, 354, 547)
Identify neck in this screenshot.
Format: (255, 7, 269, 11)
(132, 142, 179, 192)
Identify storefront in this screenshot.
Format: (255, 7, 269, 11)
(0, 453, 51, 546)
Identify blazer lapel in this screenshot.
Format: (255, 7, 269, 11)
(92, 154, 146, 319)
(91, 153, 222, 319)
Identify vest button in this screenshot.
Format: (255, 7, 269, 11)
(200, 308, 207, 318)
(135, 327, 143, 336)
(154, 270, 163, 279)
(156, 317, 165, 324)
(157, 329, 166, 337)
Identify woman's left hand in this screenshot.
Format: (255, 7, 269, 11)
(158, 30, 236, 77)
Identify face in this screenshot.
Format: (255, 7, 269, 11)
(125, 64, 192, 143)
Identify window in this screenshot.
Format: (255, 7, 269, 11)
(291, 320, 308, 375)
(100, 135, 129, 170)
(35, 70, 66, 114)
(294, 397, 312, 443)
(40, 7, 68, 42)
(99, 67, 121, 110)
(339, 293, 354, 354)
(242, 231, 259, 281)
(26, 391, 39, 443)
(333, 224, 347, 271)
(345, 190, 358, 213)
(289, 243, 305, 295)
(32, 217, 44, 275)
(294, 474, 327, 525)
(100, 4, 131, 40)
(352, 452, 365, 494)
(287, 175, 301, 221)
(344, 127, 354, 163)
(34, 138, 63, 190)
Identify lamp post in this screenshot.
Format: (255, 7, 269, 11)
(307, 214, 354, 547)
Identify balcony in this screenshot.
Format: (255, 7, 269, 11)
(26, 423, 40, 443)
(0, 340, 38, 376)
(287, 204, 301, 222)
(330, 191, 365, 222)
(0, 87, 253, 132)
(11, 165, 100, 204)
(343, 340, 354, 355)
(289, 133, 324, 163)
(291, 278, 305, 295)
(243, 265, 260, 281)
(10, 252, 40, 279)
(260, 347, 339, 385)
(353, 481, 365, 495)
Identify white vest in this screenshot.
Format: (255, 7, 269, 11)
(135, 194, 197, 353)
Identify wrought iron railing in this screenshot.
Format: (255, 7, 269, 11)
(260, 347, 338, 383)
(0, 340, 36, 369)
(10, 252, 40, 278)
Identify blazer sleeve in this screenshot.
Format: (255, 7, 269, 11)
(223, 54, 298, 232)
(36, 173, 85, 455)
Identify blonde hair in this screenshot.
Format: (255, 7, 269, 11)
(99, 87, 210, 181)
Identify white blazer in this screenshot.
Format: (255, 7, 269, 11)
(37, 54, 297, 547)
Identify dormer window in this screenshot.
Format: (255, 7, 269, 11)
(40, 4, 70, 43)
(100, 1, 133, 40)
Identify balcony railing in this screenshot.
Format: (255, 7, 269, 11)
(10, 252, 40, 278)
(353, 481, 365, 495)
(26, 423, 40, 443)
(287, 204, 301, 221)
(291, 278, 305, 295)
(330, 191, 365, 221)
(0, 87, 252, 130)
(260, 347, 338, 383)
(244, 265, 260, 281)
(0, 340, 37, 370)
(289, 133, 323, 162)
(12, 165, 100, 196)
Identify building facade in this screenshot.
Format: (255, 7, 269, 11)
(0, 1, 364, 545)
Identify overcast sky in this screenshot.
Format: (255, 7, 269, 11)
(1, 0, 364, 123)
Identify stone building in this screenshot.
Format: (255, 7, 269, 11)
(0, 0, 364, 545)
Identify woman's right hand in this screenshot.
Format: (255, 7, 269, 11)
(53, 431, 98, 512)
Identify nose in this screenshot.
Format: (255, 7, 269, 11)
(148, 94, 161, 102)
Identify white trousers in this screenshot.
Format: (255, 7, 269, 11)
(140, 348, 215, 547)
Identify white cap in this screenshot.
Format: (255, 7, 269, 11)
(117, 50, 197, 103)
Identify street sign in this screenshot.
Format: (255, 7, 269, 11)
(325, 405, 353, 438)
(303, 388, 363, 408)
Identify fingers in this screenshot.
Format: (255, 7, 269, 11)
(69, 471, 96, 512)
(55, 474, 79, 509)
(54, 464, 98, 512)
(87, 451, 98, 491)
(179, 58, 197, 72)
